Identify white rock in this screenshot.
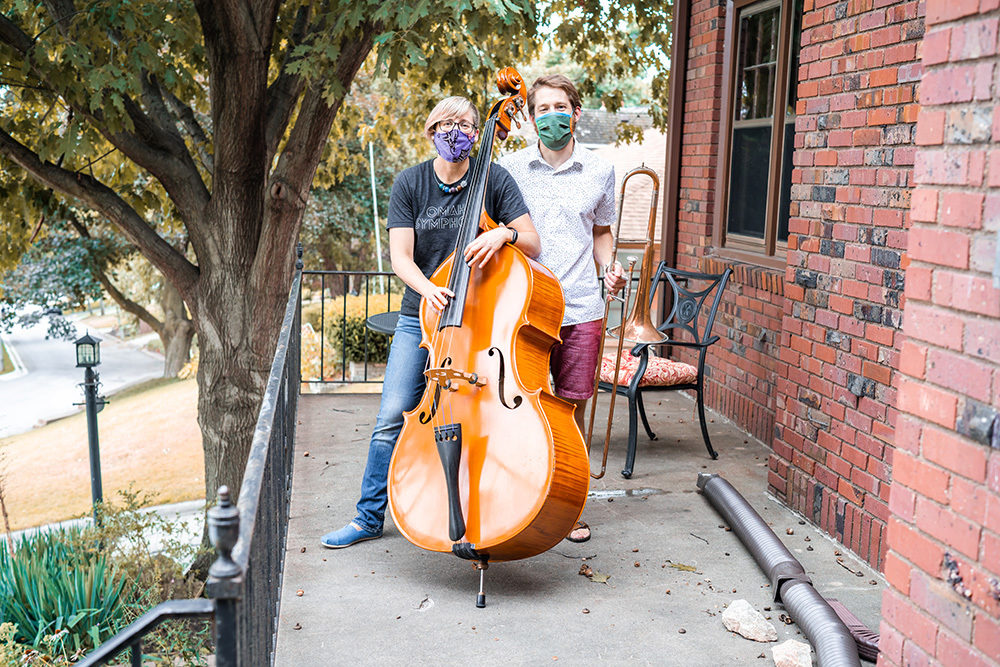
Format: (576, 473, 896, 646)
(772, 638, 812, 667)
(721, 599, 779, 642)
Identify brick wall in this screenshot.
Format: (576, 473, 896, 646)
(878, 1, 1000, 664)
(674, 0, 784, 445)
(770, 0, 924, 570)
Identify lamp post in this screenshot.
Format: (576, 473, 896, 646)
(75, 332, 105, 524)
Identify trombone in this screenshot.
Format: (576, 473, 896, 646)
(586, 166, 668, 479)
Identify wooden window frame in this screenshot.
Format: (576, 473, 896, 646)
(711, 0, 797, 271)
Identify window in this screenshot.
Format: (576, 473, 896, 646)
(715, 0, 803, 260)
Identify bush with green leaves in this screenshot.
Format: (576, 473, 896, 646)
(0, 488, 211, 665)
(0, 526, 126, 661)
(327, 316, 391, 364)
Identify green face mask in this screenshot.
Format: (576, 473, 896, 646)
(535, 112, 574, 150)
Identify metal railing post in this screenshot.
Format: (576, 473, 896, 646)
(206, 486, 242, 667)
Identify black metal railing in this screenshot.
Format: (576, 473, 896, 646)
(80, 250, 303, 667)
(300, 269, 404, 385)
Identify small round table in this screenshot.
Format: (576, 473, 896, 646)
(365, 311, 400, 335)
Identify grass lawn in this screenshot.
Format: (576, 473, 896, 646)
(0, 378, 204, 530)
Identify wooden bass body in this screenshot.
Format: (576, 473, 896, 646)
(387, 244, 590, 562)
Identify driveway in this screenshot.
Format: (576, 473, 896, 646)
(0, 316, 164, 438)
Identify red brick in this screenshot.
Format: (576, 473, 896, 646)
(890, 517, 947, 573)
(893, 451, 950, 503)
(907, 226, 970, 269)
(899, 340, 928, 378)
(921, 28, 951, 67)
(923, 426, 988, 482)
(914, 151, 969, 186)
(940, 192, 984, 230)
(890, 481, 917, 521)
(897, 377, 958, 428)
(925, 0, 980, 24)
(904, 266, 933, 301)
(974, 614, 1000, 661)
(950, 18, 1000, 62)
(910, 569, 974, 641)
(936, 628, 988, 665)
(920, 66, 977, 105)
(915, 112, 945, 146)
(925, 348, 994, 403)
(933, 270, 1000, 317)
(965, 319, 1000, 364)
(950, 476, 988, 525)
(902, 303, 965, 350)
(915, 496, 981, 558)
(882, 585, 940, 654)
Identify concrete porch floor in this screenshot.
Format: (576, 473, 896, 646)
(274, 391, 884, 665)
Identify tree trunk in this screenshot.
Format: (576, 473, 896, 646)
(193, 259, 291, 508)
(160, 280, 195, 377)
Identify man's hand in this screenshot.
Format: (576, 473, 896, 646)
(604, 260, 627, 295)
(463, 227, 512, 269)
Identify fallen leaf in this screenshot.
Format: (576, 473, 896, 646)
(582, 608, 590, 614)
(678, 628, 686, 634)
(666, 561, 697, 572)
(300, 547, 306, 553)
(589, 571, 611, 583)
(293, 623, 302, 630)
(634, 562, 641, 568)
(296, 589, 304, 597)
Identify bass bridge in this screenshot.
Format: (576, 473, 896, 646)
(425, 367, 488, 391)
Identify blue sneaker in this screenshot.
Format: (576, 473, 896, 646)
(320, 522, 382, 549)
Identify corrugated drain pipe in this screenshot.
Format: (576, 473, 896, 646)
(697, 473, 861, 667)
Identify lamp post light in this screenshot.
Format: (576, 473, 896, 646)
(75, 332, 106, 524)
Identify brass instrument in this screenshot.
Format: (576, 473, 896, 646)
(586, 166, 667, 479)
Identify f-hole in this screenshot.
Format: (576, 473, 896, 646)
(488, 347, 522, 410)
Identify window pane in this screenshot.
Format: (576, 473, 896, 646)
(785, 0, 804, 116)
(727, 125, 772, 239)
(734, 6, 781, 121)
(776, 121, 795, 242)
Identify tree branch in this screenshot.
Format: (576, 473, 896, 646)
(0, 127, 200, 300)
(264, 3, 312, 164)
(0, 12, 211, 239)
(159, 81, 214, 173)
(68, 217, 165, 336)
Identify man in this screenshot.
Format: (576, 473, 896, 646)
(500, 74, 625, 544)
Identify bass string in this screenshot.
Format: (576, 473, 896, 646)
(433, 112, 501, 470)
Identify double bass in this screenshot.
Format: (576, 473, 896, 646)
(387, 68, 590, 604)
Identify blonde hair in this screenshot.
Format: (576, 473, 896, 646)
(424, 96, 480, 140)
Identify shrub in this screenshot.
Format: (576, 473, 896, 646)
(0, 489, 211, 664)
(0, 526, 127, 661)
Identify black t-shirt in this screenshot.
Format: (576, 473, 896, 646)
(387, 159, 529, 316)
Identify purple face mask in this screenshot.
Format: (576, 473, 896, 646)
(433, 127, 475, 162)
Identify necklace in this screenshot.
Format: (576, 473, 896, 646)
(437, 178, 468, 194)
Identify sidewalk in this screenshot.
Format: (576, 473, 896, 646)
(0, 311, 164, 438)
(274, 392, 884, 665)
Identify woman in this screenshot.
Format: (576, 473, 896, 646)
(321, 96, 540, 548)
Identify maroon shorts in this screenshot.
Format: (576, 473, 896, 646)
(550, 319, 603, 400)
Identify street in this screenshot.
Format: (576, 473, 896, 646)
(0, 315, 164, 438)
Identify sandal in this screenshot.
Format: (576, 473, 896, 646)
(564, 521, 591, 543)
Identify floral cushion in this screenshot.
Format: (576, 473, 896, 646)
(599, 351, 698, 388)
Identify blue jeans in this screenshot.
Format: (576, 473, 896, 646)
(353, 314, 427, 533)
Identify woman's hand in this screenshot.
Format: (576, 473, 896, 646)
(463, 227, 513, 269)
(604, 261, 627, 295)
(420, 283, 455, 311)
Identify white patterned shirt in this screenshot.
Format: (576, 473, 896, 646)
(499, 142, 617, 325)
